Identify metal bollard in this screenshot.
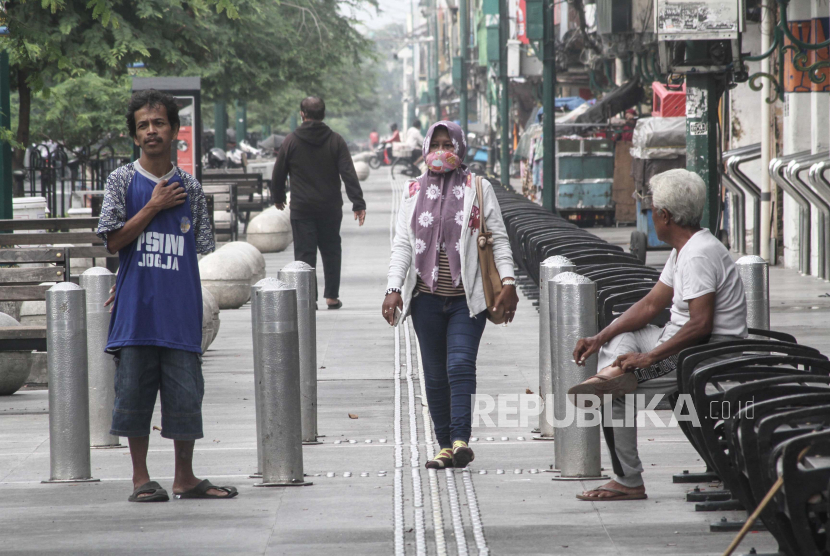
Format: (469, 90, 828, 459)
(79, 268, 120, 448)
(250, 277, 283, 478)
(735, 255, 770, 330)
(278, 262, 320, 445)
(537, 256, 575, 440)
(552, 273, 603, 479)
(44, 283, 98, 483)
(252, 281, 312, 487)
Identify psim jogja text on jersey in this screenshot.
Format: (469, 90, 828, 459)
(136, 231, 184, 271)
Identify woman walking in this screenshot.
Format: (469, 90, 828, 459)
(383, 121, 519, 469)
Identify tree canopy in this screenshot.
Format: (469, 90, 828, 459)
(2, 0, 380, 190)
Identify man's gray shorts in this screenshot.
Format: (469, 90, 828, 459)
(110, 346, 205, 441)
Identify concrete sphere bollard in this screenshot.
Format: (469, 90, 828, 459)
(0, 313, 33, 395)
(199, 249, 254, 310)
(219, 241, 266, 283)
(354, 161, 370, 181)
(201, 286, 221, 353)
(246, 207, 293, 253)
(19, 300, 46, 326)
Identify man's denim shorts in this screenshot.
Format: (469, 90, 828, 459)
(110, 346, 205, 441)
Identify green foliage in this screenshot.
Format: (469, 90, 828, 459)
(4, 0, 387, 152)
(30, 72, 132, 157)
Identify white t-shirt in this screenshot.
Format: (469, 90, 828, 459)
(659, 229, 748, 337)
(405, 127, 424, 150)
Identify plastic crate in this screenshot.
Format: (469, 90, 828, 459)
(652, 82, 686, 118)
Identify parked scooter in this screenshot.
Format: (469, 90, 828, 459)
(368, 142, 394, 169)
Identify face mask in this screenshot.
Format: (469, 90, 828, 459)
(425, 150, 461, 173)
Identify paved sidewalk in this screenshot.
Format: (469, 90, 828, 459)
(1, 172, 828, 555)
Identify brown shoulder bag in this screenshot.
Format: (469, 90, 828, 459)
(475, 176, 506, 324)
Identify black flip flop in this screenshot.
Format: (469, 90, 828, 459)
(174, 479, 238, 500)
(128, 480, 169, 503)
(327, 300, 343, 310)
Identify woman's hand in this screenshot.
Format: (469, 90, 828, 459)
(493, 284, 519, 323)
(382, 292, 403, 326)
(573, 335, 604, 366)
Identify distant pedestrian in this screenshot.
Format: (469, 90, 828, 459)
(383, 121, 519, 469)
(97, 89, 237, 502)
(404, 119, 425, 163)
(369, 128, 380, 149)
(271, 96, 367, 309)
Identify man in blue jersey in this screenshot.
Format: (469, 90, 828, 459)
(97, 89, 237, 502)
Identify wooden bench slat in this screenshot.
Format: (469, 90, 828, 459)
(0, 232, 103, 246)
(0, 217, 99, 232)
(0, 326, 47, 339)
(0, 267, 67, 284)
(0, 285, 53, 301)
(68, 246, 116, 259)
(0, 248, 67, 263)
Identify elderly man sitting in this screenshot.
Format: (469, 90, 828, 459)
(569, 169, 748, 501)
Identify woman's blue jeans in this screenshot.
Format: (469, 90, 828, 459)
(410, 293, 487, 449)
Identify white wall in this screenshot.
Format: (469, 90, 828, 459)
(782, 0, 812, 272)
(729, 24, 762, 253)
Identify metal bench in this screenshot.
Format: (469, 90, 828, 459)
(202, 183, 238, 242)
(203, 172, 270, 233)
(0, 217, 118, 273)
(0, 247, 71, 351)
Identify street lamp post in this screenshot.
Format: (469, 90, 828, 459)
(499, 0, 510, 187)
(432, 0, 441, 121)
(459, 0, 468, 136)
(541, 0, 556, 212)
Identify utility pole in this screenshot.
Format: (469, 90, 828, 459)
(213, 102, 227, 150)
(541, 0, 556, 212)
(458, 0, 468, 136)
(409, 0, 418, 127)
(683, 45, 723, 234)
(0, 51, 11, 218)
(432, 0, 441, 121)
(235, 100, 247, 144)
(499, 0, 510, 186)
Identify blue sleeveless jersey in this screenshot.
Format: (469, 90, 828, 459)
(106, 165, 203, 353)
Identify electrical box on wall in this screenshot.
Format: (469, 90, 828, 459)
(655, 0, 744, 41)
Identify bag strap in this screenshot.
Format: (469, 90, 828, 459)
(475, 175, 488, 235)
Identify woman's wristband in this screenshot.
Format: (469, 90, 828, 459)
(385, 287, 402, 296)
(501, 278, 516, 287)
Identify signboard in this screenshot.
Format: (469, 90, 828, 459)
(655, 0, 743, 41)
(174, 96, 196, 176)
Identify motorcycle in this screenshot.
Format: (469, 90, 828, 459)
(368, 142, 394, 169)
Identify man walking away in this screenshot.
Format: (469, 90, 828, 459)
(97, 89, 237, 502)
(404, 119, 425, 164)
(271, 96, 366, 309)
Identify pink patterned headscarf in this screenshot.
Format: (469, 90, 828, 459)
(410, 121, 469, 291)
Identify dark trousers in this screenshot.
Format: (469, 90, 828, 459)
(291, 210, 343, 300)
(410, 293, 487, 449)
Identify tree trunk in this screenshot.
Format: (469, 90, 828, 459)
(12, 68, 30, 197)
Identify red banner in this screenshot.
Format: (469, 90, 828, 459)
(517, 0, 529, 44)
